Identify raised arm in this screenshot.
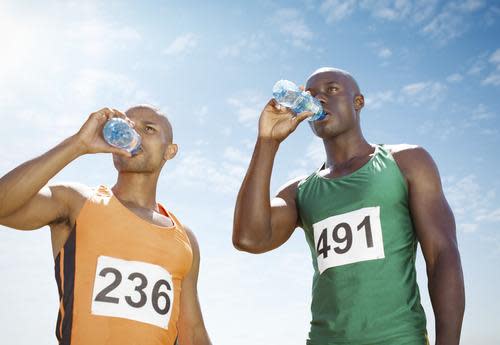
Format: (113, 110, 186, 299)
(0, 108, 133, 230)
(232, 99, 312, 254)
(394, 146, 465, 345)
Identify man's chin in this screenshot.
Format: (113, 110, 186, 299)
(113, 161, 149, 173)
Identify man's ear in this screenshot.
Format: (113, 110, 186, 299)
(354, 94, 365, 111)
(164, 143, 178, 160)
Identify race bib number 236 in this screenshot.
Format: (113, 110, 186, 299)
(91, 256, 174, 329)
(313, 206, 385, 274)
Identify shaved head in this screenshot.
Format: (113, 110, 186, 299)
(125, 104, 173, 143)
(307, 67, 361, 95)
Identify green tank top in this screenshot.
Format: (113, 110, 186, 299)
(296, 144, 428, 345)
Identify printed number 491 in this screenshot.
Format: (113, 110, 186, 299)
(316, 215, 374, 258)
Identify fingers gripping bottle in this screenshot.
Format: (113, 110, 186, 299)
(102, 118, 142, 155)
(272, 80, 326, 121)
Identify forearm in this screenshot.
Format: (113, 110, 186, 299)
(427, 249, 465, 345)
(192, 325, 212, 345)
(233, 137, 279, 249)
(0, 134, 84, 217)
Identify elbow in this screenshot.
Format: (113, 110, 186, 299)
(232, 228, 269, 254)
(232, 238, 263, 254)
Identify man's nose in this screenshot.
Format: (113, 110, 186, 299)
(314, 91, 328, 104)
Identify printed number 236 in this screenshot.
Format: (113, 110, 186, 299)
(94, 267, 171, 315)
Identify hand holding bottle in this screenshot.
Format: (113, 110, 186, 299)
(75, 108, 135, 157)
(258, 98, 313, 144)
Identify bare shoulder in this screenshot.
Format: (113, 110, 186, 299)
(384, 143, 419, 155)
(49, 182, 93, 222)
(385, 144, 440, 183)
(50, 182, 92, 204)
(182, 225, 201, 276)
(275, 175, 309, 199)
(182, 225, 200, 255)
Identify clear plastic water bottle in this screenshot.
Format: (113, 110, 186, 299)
(272, 80, 326, 121)
(102, 118, 142, 155)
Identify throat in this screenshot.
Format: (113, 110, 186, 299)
(322, 146, 376, 178)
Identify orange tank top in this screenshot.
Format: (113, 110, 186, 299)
(54, 185, 193, 345)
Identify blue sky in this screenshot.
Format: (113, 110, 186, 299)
(0, 0, 499, 344)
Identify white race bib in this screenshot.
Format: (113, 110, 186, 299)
(91, 256, 174, 329)
(313, 206, 385, 274)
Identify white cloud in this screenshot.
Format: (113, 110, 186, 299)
(360, 0, 414, 21)
(227, 91, 266, 127)
(480, 128, 499, 135)
(71, 69, 151, 108)
(368, 81, 450, 111)
(481, 74, 500, 86)
(461, 223, 479, 233)
(481, 48, 500, 86)
(358, 0, 440, 23)
(400, 81, 446, 106)
(368, 42, 393, 60)
(223, 147, 251, 166)
(489, 48, 500, 64)
(476, 208, 500, 222)
(378, 47, 392, 58)
(484, 5, 500, 26)
(417, 119, 458, 141)
(410, 0, 440, 23)
(306, 138, 325, 164)
(287, 138, 324, 179)
(319, 0, 484, 45)
(218, 33, 267, 62)
(166, 149, 245, 194)
(416, 102, 497, 140)
(320, 0, 357, 23)
(450, 0, 486, 13)
(446, 73, 464, 83)
(444, 174, 499, 232)
(163, 33, 198, 56)
(271, 8, 314, 48)
(365, 90, 394, 109)
(468, 63, 486, 76)
(421, 0, 486, 45)
(471, 104, 495, 120)
(194, 106, 209, 125)
(66, 20, 141, 58)
(421, 11, 468, 45)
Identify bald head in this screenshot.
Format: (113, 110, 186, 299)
(307, 67, 361, 95)
(125, 104, 173, 143)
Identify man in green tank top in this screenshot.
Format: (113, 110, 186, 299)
(233, 67, 465, 344)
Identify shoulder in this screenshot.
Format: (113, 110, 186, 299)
(181, 225, 201, 275)
(49, 182, 93, 199)
(276, 175, 310, 197)
(384, 144, 440, 185)
(182, 225, 200, 256)
(48, 182, 93, 221)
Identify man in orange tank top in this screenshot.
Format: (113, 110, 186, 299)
(0, 105, 212, 345)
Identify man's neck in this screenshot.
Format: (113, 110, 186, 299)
(112, 172, 160, 210)
(323, 132, 373, 169)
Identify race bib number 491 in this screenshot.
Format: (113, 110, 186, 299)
(313, 207, 385, 274)
(91, 256, 174, 329)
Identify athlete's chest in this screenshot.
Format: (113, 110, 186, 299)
(319, 155, 373, 179)
(126, 207, 174, 228)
